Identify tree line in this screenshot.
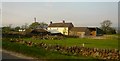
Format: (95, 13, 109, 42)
(2, 20, 117, 34)
(2, 22, 48, 33)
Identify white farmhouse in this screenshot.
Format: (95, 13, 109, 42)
(48, 21, 74, 35)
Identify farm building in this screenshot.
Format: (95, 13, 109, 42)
(47, 29, 62, 35)
(69, 27, 91, 37)
(88, 27, 103, 36)
(31, 29, 49, 36)
(48, 21, 74, 35)
(48, 21, 103, 37)
(69, 27, 103, 37)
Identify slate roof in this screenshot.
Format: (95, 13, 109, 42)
(70, 27, 88, 32)
(48, 23, 74, 27)
(31, 29, 48, 33)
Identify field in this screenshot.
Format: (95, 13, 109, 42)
(24, 37, 119, 49)
(2, 35, 119, 59)
(2, 39, 94, 59)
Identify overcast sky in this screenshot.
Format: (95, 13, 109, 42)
(2, 1, 119, 27)
(2, 0, 120, 2)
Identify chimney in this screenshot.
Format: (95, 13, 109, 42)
(50, 21, 52, 24)
(63, 19, 65, 23)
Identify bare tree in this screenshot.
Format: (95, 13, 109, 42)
(100, 20, 116, 34)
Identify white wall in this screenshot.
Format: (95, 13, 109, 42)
(48, 27, 68, 35)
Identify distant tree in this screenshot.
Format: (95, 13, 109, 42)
(39, 22, 48, 29)
(108, 27, 116, 34)
(29, 22, 48, 29)
(2, 26, 11, 33)
(100, 20, 116, 34)
(15, 26, 20, 32)
(21, 23, 28, 29)
(29, 22, 40, 29)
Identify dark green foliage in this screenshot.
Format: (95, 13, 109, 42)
(29, 22, 40, 29)
(2, 27, 11, 33)
(14, 26, 20, 32)
(29, 22, 48, 29)
(100, 20, 116, 34)
(2, 26, 19, 33)
(39, 22, 48, 28)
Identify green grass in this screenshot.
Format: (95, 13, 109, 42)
(24, 38, 118, 49)
(2, 40, 94, 59)
(2, 35, 119, 59)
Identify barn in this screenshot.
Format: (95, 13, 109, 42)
(69, 27, 103, 37)
(31, 29, 49, 36)
(88, 27, 103, 36)
(69, 27, 90, 37)
(47, 21, 103, 37)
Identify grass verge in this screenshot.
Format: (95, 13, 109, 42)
(2, 40, 94, 59)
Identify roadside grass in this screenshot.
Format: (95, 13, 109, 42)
(24, 37, 118, 49)
(2, 40, 94, 59)
(2, 36, 119, 60)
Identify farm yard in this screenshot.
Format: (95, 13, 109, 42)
(2, 2, 119, 60)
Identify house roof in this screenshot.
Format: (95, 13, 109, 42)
(88, 27, 97, 30)
(70, 27, 88, 32)
(48, 23, 74, 27)
(31, 29, 48, 33)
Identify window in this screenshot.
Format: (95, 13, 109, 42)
(63, 28, 67, 35)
